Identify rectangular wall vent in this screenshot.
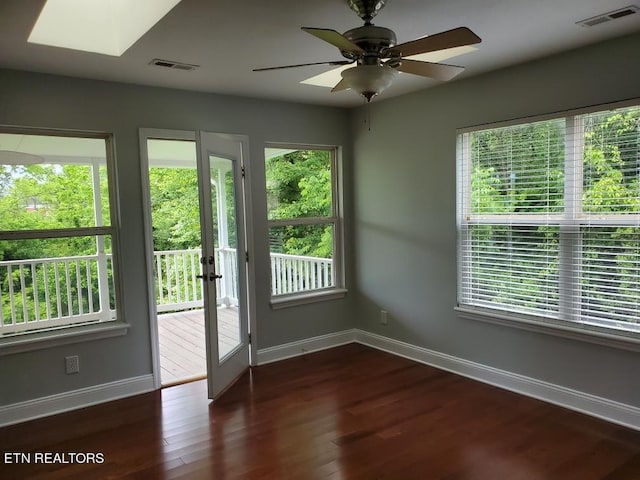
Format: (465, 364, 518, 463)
(577, 5, 638, 27)
(150, 58, 199, 71)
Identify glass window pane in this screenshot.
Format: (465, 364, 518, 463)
(464, 225, 560, 317)
(469, 119, 565, 215)
(582, 106, 640, 214)
(580, 226, 640, 330)
(269, 223, 334, 295)
(0, 133, 110, 231)
(265, 148, 332, 220)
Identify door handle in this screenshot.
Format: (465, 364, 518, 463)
(196, 273, 223, 281)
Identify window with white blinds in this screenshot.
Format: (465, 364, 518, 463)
(457, 102, 640, 336)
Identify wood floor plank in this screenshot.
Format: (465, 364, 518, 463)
(1, 344, 639, 479)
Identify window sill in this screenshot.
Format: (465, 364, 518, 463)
(0, 322, 130, 356)
(455, 306, 640, 352)
(270, 288, 348, 310)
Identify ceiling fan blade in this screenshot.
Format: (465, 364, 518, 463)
(302, 27, 366, 56)
(384, 27, 481, 58)
(253, 60, 352, 72)
(331, 79, 349, 92)
(396, 59, 464, 81)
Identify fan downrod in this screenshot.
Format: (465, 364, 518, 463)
(346, 0, 388, 25)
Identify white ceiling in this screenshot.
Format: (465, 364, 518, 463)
(0, 0, 639, 108)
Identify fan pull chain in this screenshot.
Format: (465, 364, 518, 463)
(365, 98, 372, 132)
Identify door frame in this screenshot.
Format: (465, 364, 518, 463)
(139, 128, 258, 390)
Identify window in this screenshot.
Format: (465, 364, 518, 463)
(264, 146, 343, 303)
(457, 102, 640, 339)
(0, 130, 120, 339)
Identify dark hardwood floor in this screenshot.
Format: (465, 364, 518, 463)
(1, 344, 639, 479)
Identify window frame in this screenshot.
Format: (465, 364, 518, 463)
(0, 126, 127, 355)
(456, 99, 640, 350)
(264, 144, 346, 308)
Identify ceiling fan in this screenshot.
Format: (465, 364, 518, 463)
(254, 0, 481, 102)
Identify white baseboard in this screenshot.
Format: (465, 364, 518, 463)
(354, 330, 640, 431)
(256, 329, 357, 365)
(0, 374, 155, 427)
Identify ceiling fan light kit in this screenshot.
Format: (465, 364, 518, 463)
(339, 65, 398, 102)
(253, 0, 481, 102)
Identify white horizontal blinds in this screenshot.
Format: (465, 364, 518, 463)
(469, 119, 565, 216)
(460, 119, 564, 317)
(465, 225, 560, 316)
(459, 103, 640, 334)
(582, 107, 640, 215)
(577, 106, 640, 330)
(580, 227, 640, 330)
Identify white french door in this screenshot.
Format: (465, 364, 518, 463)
(197, 131, 250, 399)
(140, 129, 250, 399)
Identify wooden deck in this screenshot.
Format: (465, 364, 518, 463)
(157, 307, 240, 385)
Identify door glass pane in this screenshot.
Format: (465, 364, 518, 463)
(209, 155, 241, 361)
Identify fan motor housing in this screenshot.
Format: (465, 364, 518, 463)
(342, 25, 397, 63)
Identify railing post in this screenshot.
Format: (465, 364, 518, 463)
(8, 265, 16, 324)
(223, 248, 236, 307)
(96, 244, 110, 321)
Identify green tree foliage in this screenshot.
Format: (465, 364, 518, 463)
(148, 166, 237, 251)
(149, 167, 201, 251)
(265, 150, 333, 258)
(583, 110, 640, 213)
(0, 164, 109, 260)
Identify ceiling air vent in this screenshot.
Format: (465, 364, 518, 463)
(150, 58, 199, 71)
(577, 5, 638, 27)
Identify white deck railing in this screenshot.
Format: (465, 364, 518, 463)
(270, 252, 333, 295)
(0, 253, 116, 335)
(153, 248, 239, 313)
(1, 248, 332, 334)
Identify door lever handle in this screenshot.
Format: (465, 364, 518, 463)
(196, 273, 223, 281)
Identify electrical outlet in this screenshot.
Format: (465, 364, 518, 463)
(380, 310, 388, 325)
(65, 355, 79, 374)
